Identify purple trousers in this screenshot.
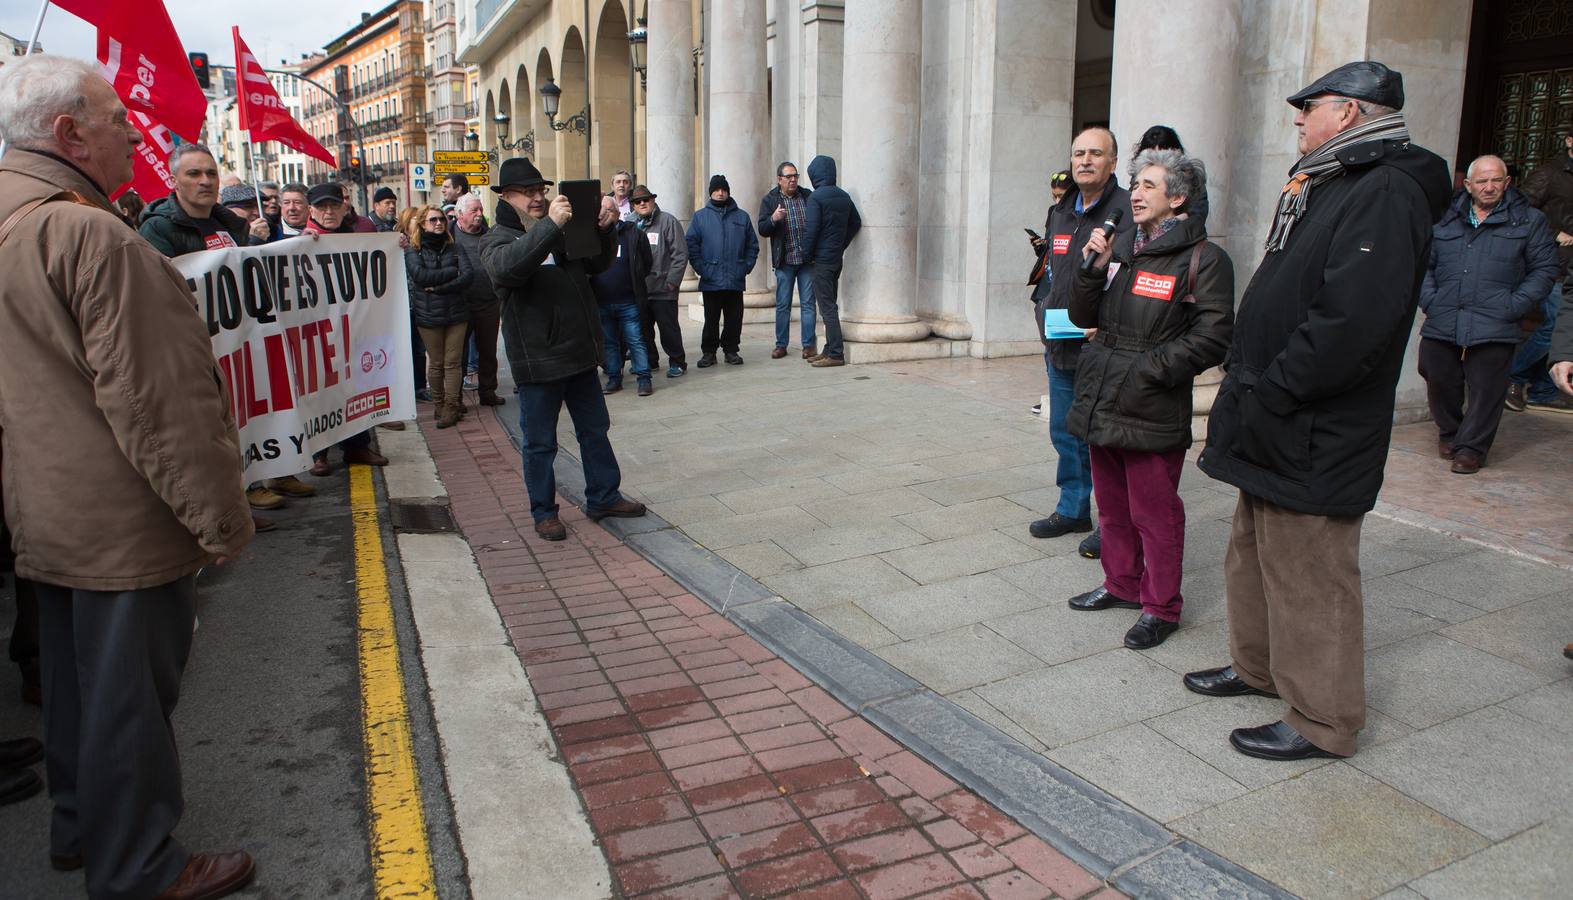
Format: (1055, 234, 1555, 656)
(1090, 444, 1186, 622)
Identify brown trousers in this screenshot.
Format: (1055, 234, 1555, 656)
(417, 323, 468, 407)
(1225, 492, 1365, 756)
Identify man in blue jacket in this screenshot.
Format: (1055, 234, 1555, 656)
(685, 175, 759, 367)
(801, 155, 861, 367)
(1419, 155, 1560, 473)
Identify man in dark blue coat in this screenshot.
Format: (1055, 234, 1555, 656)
(801, 155, 861, 367)
(685, 175, 759, 367)
(1189, 62, 1452, 762)
(1418, 156, 1559, 473)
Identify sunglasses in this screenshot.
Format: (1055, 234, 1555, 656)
(426, 216, 446, 224)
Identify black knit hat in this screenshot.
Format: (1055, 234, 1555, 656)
(373, 186, 397, 203)
(708, 174, 730, 195)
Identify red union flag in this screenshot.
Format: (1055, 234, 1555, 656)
(52, 0, 207, 140)
(233, 28, 336, 167)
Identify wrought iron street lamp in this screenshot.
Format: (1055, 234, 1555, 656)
(538, 78, 588, 135)
(627, 17, 648, 92)
(493, 112, 535, 155)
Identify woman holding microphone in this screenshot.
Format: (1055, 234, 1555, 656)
(1063, 149, 1234, 649)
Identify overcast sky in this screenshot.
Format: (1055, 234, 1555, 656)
(0, 1, 386, 68)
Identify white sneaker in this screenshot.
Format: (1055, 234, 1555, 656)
(1030, 403, 1042, 416)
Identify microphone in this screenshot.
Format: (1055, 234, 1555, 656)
(1079, 208, 1125, 273)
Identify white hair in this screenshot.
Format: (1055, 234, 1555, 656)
(457, 193, 484, 214)
(0, 54, 100, 149)
(1465, 155, 1506, 180)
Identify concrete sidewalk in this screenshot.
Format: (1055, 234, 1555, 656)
(557, 323, 1572, 900)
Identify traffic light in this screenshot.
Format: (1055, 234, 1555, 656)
(350, 156, 364, 182)
(189, 52, 210, 90)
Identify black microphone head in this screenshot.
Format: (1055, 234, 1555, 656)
(1106, 208, 1125, 227)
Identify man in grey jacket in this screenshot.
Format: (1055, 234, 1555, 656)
(630, 185, 689, 377)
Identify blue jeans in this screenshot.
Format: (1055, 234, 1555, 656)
(1510, 281, 1561, 403)
(599, 303, 651, 383)
(774, 264, 816, 349)
(1047, 354, 1092, 520)
(517, 368, 624, 522)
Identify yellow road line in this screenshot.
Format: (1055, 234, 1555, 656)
(350, 465, 437, 898)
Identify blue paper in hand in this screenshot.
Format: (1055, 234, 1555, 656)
(1043, 309, 1085, 340)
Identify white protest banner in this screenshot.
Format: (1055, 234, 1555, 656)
(174, 232, 414, 481)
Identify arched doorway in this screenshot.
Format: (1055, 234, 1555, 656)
(593, 0, 634, 181)
(483, 89, 496, 154)
(559, 27, 590, 180)
(534, 49, 561, 181)
(513, 64, 532, 161)
(495, 78, 512, 161)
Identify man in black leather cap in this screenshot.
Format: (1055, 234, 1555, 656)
(1188, 61, 1451, 761)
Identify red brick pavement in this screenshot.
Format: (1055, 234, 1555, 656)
(417, 408, 1121, 900)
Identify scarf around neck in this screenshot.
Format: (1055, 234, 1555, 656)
(1264, 111, 1410, 253)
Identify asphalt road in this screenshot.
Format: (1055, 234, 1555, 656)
(0, 461, 468, 897)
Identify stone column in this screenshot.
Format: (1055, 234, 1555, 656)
(646, 0, 695, 229)
(707, 0, 771, 297)
(799, 2, 843, 164)
(837, 0, 931, 346)
(1109, 0, 1242, 429)
(1108, 0, 1243, 250)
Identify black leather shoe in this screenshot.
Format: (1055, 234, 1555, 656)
(0, 736, 43, 770)
(1029, 513, 1093, 539)
(696, 353, 717, 368)
(1068, 586, 1140, 611)
(1078, 527, 1101, 559)
(51, 852, 83, 871)
(1183, 665, 1279, 698)
(1124, 613, 1179, 649)
(725, 352, 744, 365)
(1, 768, 42, 806)
(1229, 720, 1346, 761)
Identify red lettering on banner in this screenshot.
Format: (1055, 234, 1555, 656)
(1131, 271, 1178, 301)
(263, 333, 294, 412)
(317, 319, 340, 388)
(341, 314, 352, 382)
(1052, 234, 1072, 255)
(284, 325, 306, 396)
(241, 341, 268, 421)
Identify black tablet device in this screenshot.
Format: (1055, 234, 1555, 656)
(557, 179, 603, 260)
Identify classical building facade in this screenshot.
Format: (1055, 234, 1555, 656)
(301, 0, 430, 205)
(456, 0, 1571, 416)
(423, 0, 481, 154)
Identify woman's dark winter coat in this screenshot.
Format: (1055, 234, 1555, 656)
(1419, 187, 1559, 346)
(406, 231, 475, 327)
(1198, 138, 1452, 517)
(480, 199, 615, 385)
(1067, 214, 1234, 453)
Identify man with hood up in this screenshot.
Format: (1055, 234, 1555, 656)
(801, 155, 861, 367)
(1189, 62, 1452, 762)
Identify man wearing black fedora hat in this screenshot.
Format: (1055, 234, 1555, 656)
(1191, 61, 1451, 762)
(481, 157, 647, 541)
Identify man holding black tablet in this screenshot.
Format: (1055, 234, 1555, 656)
(481, 158, 648, 541)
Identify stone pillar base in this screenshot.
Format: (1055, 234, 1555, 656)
(840, 319, 932, 343)
(842, 337, 970, 364)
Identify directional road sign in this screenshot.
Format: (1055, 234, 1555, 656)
(431, 162, 491, 176)
(432, 151, 492, 164)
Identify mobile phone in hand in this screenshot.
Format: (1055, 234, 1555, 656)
(558, 179, 603, 260)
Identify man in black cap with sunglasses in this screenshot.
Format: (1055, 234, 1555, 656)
(1191, 61, 1450, 762)
(481, 158, 647, 541)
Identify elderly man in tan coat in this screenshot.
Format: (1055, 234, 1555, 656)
(0, 55, 257, 899)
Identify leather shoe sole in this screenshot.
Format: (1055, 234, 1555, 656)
(585, 500, 647, 521)
(1229, 721, 1346, 762)
(154, 851, 255, 900)
(51, 853, 83, 871)
(1450, 454, 1481, 474)
(1067, 586, 1141, 611)
(1123, 615, 1179, 649)
(1183, 665, 1279, 698)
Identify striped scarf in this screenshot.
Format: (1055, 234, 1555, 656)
(1264, 112, 1410, 253)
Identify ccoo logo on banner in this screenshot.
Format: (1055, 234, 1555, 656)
(174, 232, 415, 481)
